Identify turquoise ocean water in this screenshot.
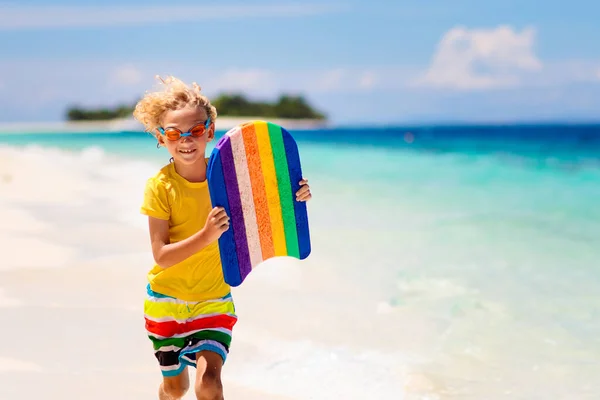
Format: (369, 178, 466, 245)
(1, 124, 599, 398)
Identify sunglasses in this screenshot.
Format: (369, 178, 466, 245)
(158, 118, 212, 141)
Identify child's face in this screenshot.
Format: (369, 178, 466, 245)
(157, 105, 214, 166)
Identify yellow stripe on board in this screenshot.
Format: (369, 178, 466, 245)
(254, 121, 287, 256)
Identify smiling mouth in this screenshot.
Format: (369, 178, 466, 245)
(179, 149, 196, 154)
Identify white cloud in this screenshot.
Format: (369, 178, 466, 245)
(206, 68, 276, 94)
(2, 58, 600, 123)
(1, 57, 598, 109)
(0, 4, 341, 30)
(201, 67, 402, 95)
(0, 60, 417, 123)
(416, 25, 543, 90)
(110, 64, 143, 86)
(307, 68, 407, 92)
(313, 69, 346, 91)
(359, 71, 377, 89)
(528, 60, 600, 86)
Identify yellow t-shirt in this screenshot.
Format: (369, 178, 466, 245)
(140, 161, 230, 302)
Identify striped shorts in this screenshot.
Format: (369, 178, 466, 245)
(143, 285, 238, 377)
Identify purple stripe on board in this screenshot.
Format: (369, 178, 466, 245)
(218, 138, 252, 280)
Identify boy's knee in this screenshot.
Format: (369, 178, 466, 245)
(195, 369, 223, 400)
(162, 379, 189, 399)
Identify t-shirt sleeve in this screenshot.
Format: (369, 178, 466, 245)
(140, 177, 170, 220)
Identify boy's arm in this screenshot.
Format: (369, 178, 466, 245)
(148, 207, 229, 269)
(148, 217, 213, 269)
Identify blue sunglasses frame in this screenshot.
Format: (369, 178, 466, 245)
(158, 117, 212, 140)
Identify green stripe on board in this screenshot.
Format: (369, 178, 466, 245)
(267, 123, 300, 258)
(149, 330, 232, 350)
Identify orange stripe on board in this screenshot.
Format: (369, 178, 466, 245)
(241, 123, 275, 260)
(254, 121, 287, 257)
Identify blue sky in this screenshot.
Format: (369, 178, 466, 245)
(0, 0, 599, 124)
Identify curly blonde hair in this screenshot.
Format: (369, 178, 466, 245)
(133, 75, 217, 135)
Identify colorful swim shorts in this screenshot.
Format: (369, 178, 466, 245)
(143, 285, 237, 377)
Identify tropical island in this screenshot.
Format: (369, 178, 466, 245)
(65, 93, 327, 122)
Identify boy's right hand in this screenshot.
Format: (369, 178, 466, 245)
(202, 207, 230, 243)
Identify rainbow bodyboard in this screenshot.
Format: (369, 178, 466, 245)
(207, 120, 311, 286)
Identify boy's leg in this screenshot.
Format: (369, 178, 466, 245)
(159, 367, 190, 400)
(195, 351, 224, 400)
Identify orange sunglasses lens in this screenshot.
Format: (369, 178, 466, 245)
(163, 124, 207, 141)
(189, 125, 207, 137)
(164, 129, 182, 141)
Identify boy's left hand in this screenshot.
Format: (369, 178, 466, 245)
(296, 178, 312, 202)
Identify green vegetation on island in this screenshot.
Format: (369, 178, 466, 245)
(66, 105, 134, 121)
(66, 93, 327, 121)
